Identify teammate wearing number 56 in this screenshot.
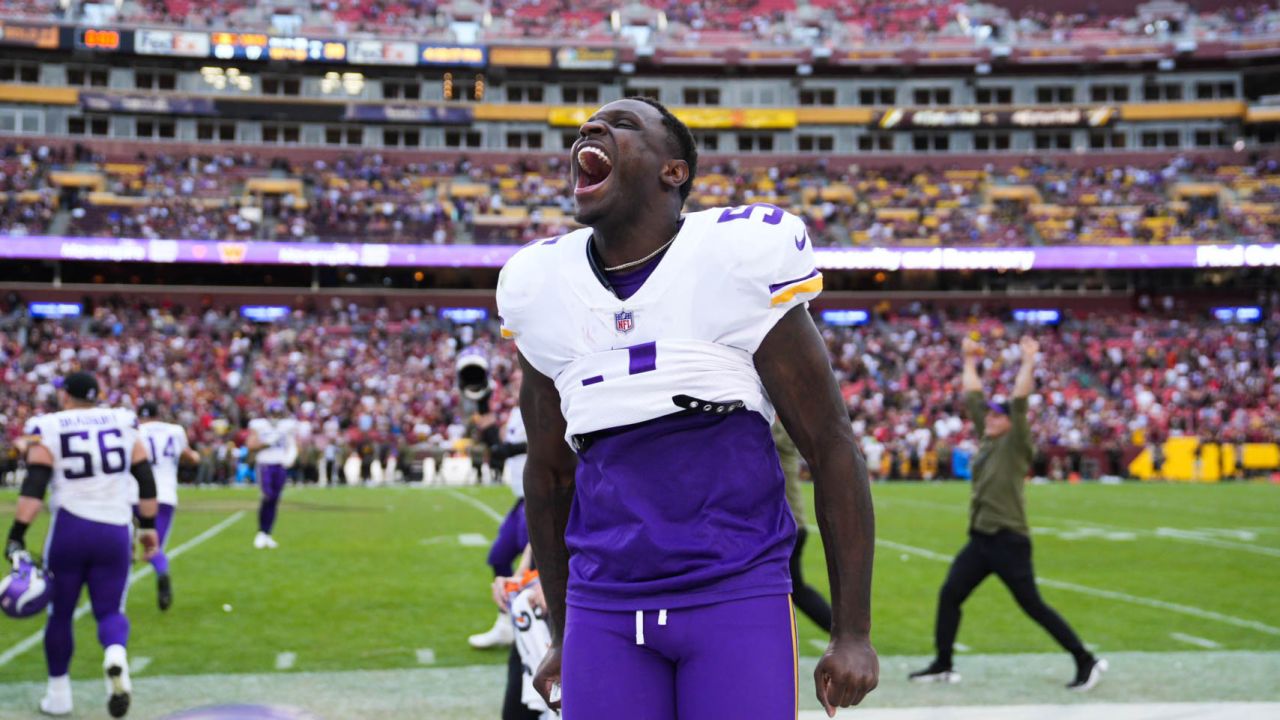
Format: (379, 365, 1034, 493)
(7, 371, 161, 718)
(498, 97, 878, 719)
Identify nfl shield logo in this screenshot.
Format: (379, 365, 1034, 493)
(615, 310, 634, 334)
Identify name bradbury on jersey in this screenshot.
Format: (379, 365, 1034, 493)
(57, 413, 119, 428)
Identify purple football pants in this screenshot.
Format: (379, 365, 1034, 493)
(44, 510, 132, 677)
(562, 594, 797, 720)
(133, 503, 176, 576)
(488, 499, 528, 577)
(258, 464, 287, 534)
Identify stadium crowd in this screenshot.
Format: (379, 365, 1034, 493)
(3, 0, 1278, 43)
(4, 143, 1278, 247)
(2, 294, 1277, 485)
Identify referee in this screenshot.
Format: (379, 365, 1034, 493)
(909, 336, 1106, 691)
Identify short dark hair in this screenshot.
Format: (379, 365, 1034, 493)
(628, 96, 697, 203)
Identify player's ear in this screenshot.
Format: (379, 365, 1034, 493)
(661, 159, 689, 192)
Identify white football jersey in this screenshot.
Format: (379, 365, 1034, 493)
(23, 407, 140, 526)
(497, 205, 822, 443)
(510, 584, 552, 714)
(248, 418, 299, 466)
(503, 406, 528, 499)
(133, 421, 188, 506)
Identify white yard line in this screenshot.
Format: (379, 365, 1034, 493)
(1170, 632, 1222, 649)
(0, 510, 246, 668)
(275, 652, 296, 670)
(876, 537, 1280, 638)
(131, 656, 152, 674)
(457, 533, 490, 547)
(415, 648, 436, 665)
(443, 489, 506, 524)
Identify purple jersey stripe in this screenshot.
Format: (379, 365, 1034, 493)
(768, 268, 820, 294)
(582, 375, 604, 386)
(627, 342, 657, 375)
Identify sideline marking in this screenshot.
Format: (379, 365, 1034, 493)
(131, 656, 152, 674)
(0, 511, 246, 668)
(443, 489, 505, 524)
(416, 648, 436, 665)
(1170, 632, 1221, 649)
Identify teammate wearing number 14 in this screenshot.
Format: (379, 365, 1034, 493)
(498, 98, 879, 718)
(131, 402, 200, 610)
(7, 372, 161, 718)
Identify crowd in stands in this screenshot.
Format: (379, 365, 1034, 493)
(2, 293, 1277, 484)
(1, 0, 1277, 44)
(4, 143, 1278, 247)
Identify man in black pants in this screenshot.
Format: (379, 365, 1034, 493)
(774, 422, 833, 633)
(910, 336, 1106, 691)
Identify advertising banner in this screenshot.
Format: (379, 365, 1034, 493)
(134, 29, 211, 57)
(555, 46, 617, 70)
(418, 44, 487, 67)
(0, 20, 60, 49)
(7, 237, 1278, 272)
(80, 92, 217, 116)
(343, 104, 473, 124)
(489, 46, 553, 68)
(347, 39, 418, 65)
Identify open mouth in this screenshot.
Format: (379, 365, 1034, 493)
(575, 145, 613, 196)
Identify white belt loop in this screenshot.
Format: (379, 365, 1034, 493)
(658, 609, 668, 626)
(635, 610, 645, 645)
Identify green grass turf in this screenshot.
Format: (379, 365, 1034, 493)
(0, 481, 1274, 684)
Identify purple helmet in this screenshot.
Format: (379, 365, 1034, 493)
(0, 552, 51, 619)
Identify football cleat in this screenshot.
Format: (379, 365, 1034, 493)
(253, 532, 278, 550)
(39, 675, 72, 716)
(1068, 656, 1108, 692)
(157, 573, 173, 612)
(908, 660, 961, 684)
(103, 644, 131, 718)
(0, 550, 51, 619)
(468, 612, 514, 649)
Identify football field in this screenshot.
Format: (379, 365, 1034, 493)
(0, 481, 1276, 718)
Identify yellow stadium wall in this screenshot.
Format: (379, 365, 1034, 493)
(1128, 440, 1280, 482)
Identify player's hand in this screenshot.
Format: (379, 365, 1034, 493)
(814, 635, 879, 717)
(491, 576, 513, 611)
(136, 529, 159, 562)
(961, 336, 982, 359)
(532, 643, 563, 712)
(528, 583, 547, 614)
(1019, 335, 1040, 360)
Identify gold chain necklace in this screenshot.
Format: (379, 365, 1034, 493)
(602, 231, 679, 273)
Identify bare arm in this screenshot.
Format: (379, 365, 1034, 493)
(180, 448, 201, 466)
(13, 444, 53, 525)
(961, 336, 983, 394)
(246, 431, 262, 452)
(756, 306, 878, 714)
(519, 353, 576, 643)
(132, 439, 158, 521)
(520, 352, 577, 711)
(1012, 336, 1039, 399)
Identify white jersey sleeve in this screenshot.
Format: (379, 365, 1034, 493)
(27, 408, 140, 526)
(714, 206, 823, 353)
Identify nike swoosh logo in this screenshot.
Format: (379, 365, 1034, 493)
(794, 233, 807, 250)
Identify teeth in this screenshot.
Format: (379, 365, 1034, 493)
(577, 146, 611, 171)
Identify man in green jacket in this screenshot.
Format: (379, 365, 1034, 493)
(910, 335, 1105, 691)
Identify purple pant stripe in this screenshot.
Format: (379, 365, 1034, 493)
(562, 594, 797, 720)
(43, 510, 132, 677)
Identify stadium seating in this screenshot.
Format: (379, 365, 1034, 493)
(3, 0, 1277, 42)
(5, 145, 1278, 247)
(2, 299, 1277, 481)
